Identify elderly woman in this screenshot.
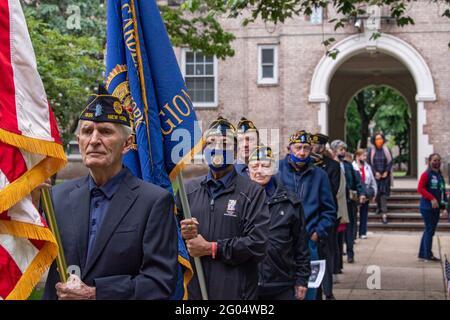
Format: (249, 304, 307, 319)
(330, 140, 364, 264)
(248, 145, 310, 300)
(367, 133, 393, 224)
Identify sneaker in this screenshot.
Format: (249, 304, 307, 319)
(325, 294, 336, 300)
(347, 257, 354, 264)
(382, 214, 388, 224)
(361, 235, 367, 239)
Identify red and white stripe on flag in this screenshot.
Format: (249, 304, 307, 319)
(0, 0, 66, 300)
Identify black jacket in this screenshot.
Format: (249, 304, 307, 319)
(258, 179, 311, 291)
(313, 155, 340, 204)
(43, 169, 178, 300)
(177, 168, 270, 300)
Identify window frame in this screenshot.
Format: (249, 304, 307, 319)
(257, 44, 278, 85)
(181, 48, 218, 108)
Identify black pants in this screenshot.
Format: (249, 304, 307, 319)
(345, 201, 357, 259)
(258, 287, 296, 300)
(316, 236, 334, 299)
(376, 193, 388, 213)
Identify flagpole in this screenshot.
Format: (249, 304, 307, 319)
(40, 188, 68, 283)
(175, 172, 209, 300)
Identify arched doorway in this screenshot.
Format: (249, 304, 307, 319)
(309, 33, 436, 177)
(345, 86, 413, 176)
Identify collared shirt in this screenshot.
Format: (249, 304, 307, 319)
(205, 168, 235, 199)
(234, 162, 249, 177)
(86, 168, 127, 260)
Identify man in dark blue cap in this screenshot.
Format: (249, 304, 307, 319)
(178, 116, 270, 300)
(277, 130, 336, 300)
(235, 117, 259, 177)
(43, 86, 179, 300)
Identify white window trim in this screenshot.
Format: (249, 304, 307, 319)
(181, 48, 218, 108)
(258, 45, 278, 85)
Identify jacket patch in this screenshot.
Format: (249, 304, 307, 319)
(224, 199, 237, 217)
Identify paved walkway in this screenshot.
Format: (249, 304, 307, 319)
(334, 232, 450, 300)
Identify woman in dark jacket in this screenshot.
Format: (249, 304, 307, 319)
(367, 133, 393, 224)
(417, 153, 448, 261)
(248, 145, 311, 300)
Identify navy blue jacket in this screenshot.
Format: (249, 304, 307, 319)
(277, 156, 336, 239)
(43, 169, 178, 300)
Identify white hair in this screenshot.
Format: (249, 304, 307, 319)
(330, 139, 347, 151)
(76, 120, 132, 141)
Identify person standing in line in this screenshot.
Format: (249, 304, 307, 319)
(330, 140, 364, 264)
(277, 130, 336, 300)
(248, 145, 310, 300)
(235, 117, 259, 177)
(353, 149, 377, 239)
(417, 153, 448, 262)
(178, 116, 270, 300)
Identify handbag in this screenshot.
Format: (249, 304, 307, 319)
(349, 190, 359, 202)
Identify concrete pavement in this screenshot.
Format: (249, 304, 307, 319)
(333, 232, 450, 300)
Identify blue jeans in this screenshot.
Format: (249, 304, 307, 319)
(359, 201, 369, 237)
(305, 240, 319, 300)
(418, 208, 440, 259)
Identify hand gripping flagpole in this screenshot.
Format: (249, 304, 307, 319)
(41, 188, 68, 283)
(176, 172, 209, 300)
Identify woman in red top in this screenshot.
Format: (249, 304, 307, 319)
(417, 153, 448, 261)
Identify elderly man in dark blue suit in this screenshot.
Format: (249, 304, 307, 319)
(43, 88, 178, 300)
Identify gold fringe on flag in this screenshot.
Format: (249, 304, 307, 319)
(0, 220, 58, 300)
(0, 128, 67, 213)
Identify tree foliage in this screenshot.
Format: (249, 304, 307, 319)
(346, 86, 411, 172)
(21, 0, 449, 146)
(23, 1, 105, 146)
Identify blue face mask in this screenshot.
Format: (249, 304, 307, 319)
(290, 153, 311, 167)
(204, 147, 235, 172)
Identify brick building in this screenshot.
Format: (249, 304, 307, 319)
(172, 2, 450, 179)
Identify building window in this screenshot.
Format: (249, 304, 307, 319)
(258, 45, 278, 85)
(182, 49, 218, 108)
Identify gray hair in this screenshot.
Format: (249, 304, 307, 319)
(76, 120, 132, 141)
(330, 139, 347, 151)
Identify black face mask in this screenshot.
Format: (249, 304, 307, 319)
(359, 160, 364, 165)
(338, 155, 345, 161)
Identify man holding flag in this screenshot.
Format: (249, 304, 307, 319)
(104, 0, 204, 299)
(42, 88, 179, 300)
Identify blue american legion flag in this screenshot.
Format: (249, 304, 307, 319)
(105, 0, 203, 299)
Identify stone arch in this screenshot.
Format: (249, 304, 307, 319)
(308, 33, 436, 176)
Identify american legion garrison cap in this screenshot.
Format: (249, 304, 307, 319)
(248, 145, 275, 163)
(311, 133, 330, 145)
(288, 130, 312, 145)
(236, 117, 258, 134)
(79, 85, 131, 127)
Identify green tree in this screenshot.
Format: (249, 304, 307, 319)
(22, 0, 450, 145)
(345, 86, 411, 172)
(373, 97, 411, 173)
(25, 12, 104, 146)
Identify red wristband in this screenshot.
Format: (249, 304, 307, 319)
(211, 242, 217, 259)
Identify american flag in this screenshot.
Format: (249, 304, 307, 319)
(0, 0, 66, 299)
